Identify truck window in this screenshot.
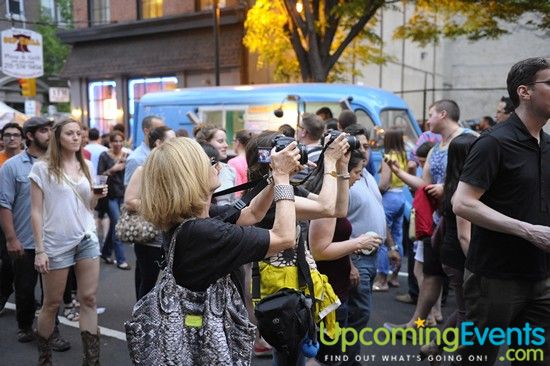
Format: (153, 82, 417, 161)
(379, 109, 418, 151)
(199, 108, 246, 146)
(354, 108, 375, 130)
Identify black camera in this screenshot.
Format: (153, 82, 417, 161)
(257, 134, 309, 165)
(322, 129, 361, 150)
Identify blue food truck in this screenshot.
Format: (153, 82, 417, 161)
(132, 83, 421, 151)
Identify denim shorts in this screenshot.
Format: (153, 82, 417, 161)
(49, 232, 101, 270)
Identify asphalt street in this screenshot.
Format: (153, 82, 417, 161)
(0, 246, 511, 366)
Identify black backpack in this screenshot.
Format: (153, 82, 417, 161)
(252, 234, 317, 361)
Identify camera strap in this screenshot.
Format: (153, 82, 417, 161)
(289, 143, 331, 186)
(212, 175, 270, 222)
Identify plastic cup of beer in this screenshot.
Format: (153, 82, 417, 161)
(92, 175, 108, 194)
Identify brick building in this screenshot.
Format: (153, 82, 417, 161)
(60, 0, 262, 136)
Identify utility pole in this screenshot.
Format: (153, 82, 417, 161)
(213, 0, 221, 86)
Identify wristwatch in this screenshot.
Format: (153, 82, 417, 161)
(324, 170, 338, 178)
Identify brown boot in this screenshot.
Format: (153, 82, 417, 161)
(81, 329, 100, 366)
(36, 332, 53, 366)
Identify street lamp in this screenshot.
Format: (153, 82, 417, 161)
(213, 0, 221, 86)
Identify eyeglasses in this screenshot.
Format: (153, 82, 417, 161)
(527, 80, 550, 86)
(3, 133, 22, 139)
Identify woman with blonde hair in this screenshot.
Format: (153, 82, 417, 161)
(30, 118, 106, 365)
(134, 137, 301, 363)
(124, 126, 175, 300)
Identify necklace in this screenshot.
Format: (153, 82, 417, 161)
(441, 127, 461, 147)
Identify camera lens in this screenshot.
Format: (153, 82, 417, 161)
(347, 136, 361, 150)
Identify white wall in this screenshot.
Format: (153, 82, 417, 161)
(350, 8, 550, 123)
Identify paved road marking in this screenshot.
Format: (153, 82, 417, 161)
(4, 272, 409, 342)
(5, 302, 127, 341)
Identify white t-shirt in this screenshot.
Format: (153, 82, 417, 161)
(85, 142, 108, 176)
(29, 160, 96, 257)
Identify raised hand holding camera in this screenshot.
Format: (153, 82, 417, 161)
(270, 141, 303, 178)
(323, 132, 350, 163)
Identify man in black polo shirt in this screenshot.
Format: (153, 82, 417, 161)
(453, 57, 550, 364)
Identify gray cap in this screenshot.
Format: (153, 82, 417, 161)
(23, 117, 53, 134)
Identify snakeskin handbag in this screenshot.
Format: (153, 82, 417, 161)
(125, 219, 256, 365)
(115, 206, 161, 244)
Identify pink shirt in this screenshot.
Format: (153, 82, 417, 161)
(227, 155, 248, 197)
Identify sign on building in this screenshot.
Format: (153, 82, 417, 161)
(49, 87, 70, 103)
(1, 28, 44, 78)
(24, 100, 41, 117)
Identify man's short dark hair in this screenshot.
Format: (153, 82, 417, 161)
(344, 123, 369, 139)
(416, 141, 434, 159)
(507, 57, 550, 108)
(316, 107, 333, 119)
(325, 118, 338, 131)
(300, 113, 324, 140)
(277, 124, 295, 138)
(88, 128, 100, 141)
(1, 123, 23, 138)
(338, 110, 357, 130)
(142, 115, 162, 131)
(430, 99, 460, 122)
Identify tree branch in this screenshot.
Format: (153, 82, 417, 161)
(320, 0, 340, 61)
(327, 0, 385, 72)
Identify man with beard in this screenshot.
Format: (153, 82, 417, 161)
(0, 117, 70, 350)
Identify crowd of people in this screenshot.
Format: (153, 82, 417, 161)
(0, 57, 549, 366)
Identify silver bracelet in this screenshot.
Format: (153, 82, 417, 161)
(273, 184, 295, 202)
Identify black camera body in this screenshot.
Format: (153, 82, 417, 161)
(257, 134, 309, 165)
(323, 129, 361, 150)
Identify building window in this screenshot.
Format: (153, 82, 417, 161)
(7, 0, 24, 19)
(128, 77, 177, 137)
(41, 0, 66, 25)
(88, 81, 117, 134)
(197, 0, 226, 11)
(41, 0, 54, 17)
(89, 0, 110, 25)
(139, 0, 163, 19)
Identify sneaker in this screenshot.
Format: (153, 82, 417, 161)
(394, 293, 416, 304)
(117, 262, 132, 270)
(51, 327, 71, 352)
(17, 328, 35, 343)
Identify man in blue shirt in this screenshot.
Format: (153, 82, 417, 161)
(122, 115, 164, 299)
(0, 117, 70, 350)
(344, 124, 400, 364)
(124, 115, 165, 186)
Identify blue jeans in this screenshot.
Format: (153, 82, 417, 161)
(101, 197, 126, 263)
(378, 191, 405, 274)
(347, 253, 377, 365)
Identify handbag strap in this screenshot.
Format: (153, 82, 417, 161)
(62, 174, 91, 210)
(166, 218, 194, 274)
